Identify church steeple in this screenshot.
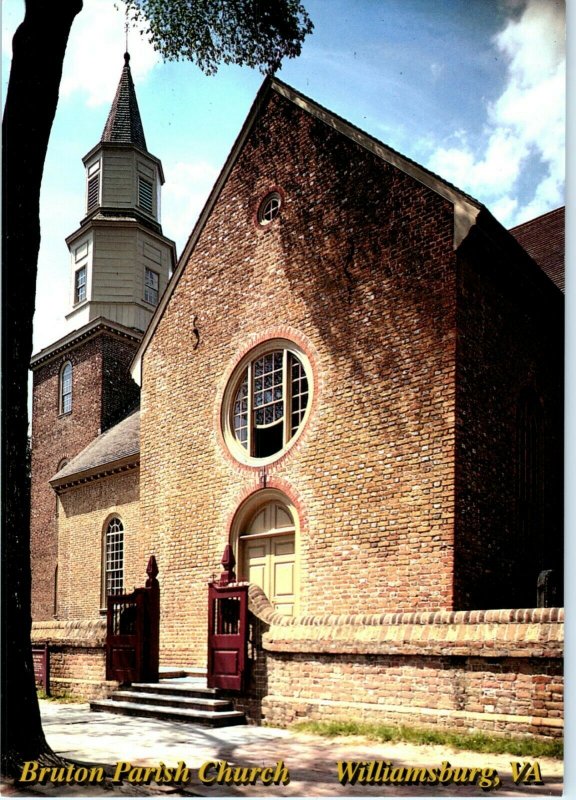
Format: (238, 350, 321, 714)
(64, 54, 176, 333)
(101, 53, 147, 151)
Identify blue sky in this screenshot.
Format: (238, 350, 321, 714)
(2, 0, 566, 353)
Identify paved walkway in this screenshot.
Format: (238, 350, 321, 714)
(2, 701, 563, 797)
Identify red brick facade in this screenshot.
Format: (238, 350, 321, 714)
(30, 325, 140, 619)
(28, 78, 563, 736)
(134, 83, 563, 665)
(454, 218, 563, 609)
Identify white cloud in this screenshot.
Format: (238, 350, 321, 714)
(427, 0, 565, 227)
(60, 0, 160, 107)
(495, 0, 565, 86)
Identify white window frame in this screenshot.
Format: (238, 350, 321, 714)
(102, 516, 124, 605)
(222, 339, 312, 466)
(144, 267, 159, 305)
(59, 361, 72, 415)
(74, 265, 87, 304)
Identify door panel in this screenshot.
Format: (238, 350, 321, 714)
(207, 587, 248, 690)
(242, 530, 296, 616)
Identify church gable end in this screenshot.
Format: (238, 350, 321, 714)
(139, 82, 463, 661)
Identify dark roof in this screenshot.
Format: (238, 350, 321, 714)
(51, 410, 140, 487)
(510, 207, 565, 292)
(101, 53, 147, 150)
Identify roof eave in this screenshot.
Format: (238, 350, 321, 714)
(50, 453, 140, 493)
(31, 318, 143, 370)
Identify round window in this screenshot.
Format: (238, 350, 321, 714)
(257, 192, 282, 225)
(223, 341, 311, 464)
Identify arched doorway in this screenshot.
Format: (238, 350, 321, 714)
(233, 491, 298, 616)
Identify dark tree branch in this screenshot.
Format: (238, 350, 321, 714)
(1, 0, 311, 777)
(1, 0, 83, 776)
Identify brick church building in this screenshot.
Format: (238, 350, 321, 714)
(30, 57, 564, 732)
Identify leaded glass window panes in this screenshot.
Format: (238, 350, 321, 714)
(231, 347, 309, 459)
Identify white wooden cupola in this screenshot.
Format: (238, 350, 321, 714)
(65, 53, 176, 333)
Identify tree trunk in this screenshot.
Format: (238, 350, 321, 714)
(1, 0, 82, 777)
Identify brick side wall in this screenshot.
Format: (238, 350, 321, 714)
(101, 336, 141, 431)
(56, 469, 140, 619)
(31, 620, 116, 700)
(246, 588, 563, 739)
(30, 331, 140, 619)
(31, 339, 105, 620)
(454, 223, 564, 609)
(141, 90, 459, 666)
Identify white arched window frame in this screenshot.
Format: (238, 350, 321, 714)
(102, 516, 124, 605)
(59, 362, 72, 414)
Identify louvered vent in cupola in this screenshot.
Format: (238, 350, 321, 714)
(138, 177, 153, 214)
(87, 171, 100, 212)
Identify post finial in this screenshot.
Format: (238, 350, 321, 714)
(220, 545, 236, 586)
(146, 555, 159, 587)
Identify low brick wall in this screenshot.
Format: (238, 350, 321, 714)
(31, 620, 118, 700)
(246, 586, 563, 739)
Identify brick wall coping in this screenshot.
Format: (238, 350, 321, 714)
(248, 584, 563, 627)
(32, 619, 106, 647)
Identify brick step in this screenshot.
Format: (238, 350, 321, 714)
(90, 698, 245, 727)
(110, 689, 233, 712)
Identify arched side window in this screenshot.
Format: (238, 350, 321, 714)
(232, 490, 299, 617)
(102, 517, 124, 604)
(59, 362, 72, 414)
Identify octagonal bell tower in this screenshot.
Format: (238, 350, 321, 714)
(66, 52, 175, 333)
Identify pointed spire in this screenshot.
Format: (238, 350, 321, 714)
(101, 53, 147, 151)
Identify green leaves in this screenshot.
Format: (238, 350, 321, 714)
(124, 0, 313, 74)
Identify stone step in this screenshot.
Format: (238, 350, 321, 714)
(183, 666, 207, 678)
(90, 699, 245, 727)
(130, 680, 220, 699)
(111, 689, 233, 712)
(90, 675, 245, 727)
(159, 666, 208, 679)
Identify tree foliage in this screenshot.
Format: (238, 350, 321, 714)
(2, 0, 312, 779)
(126, 0, 313, 74)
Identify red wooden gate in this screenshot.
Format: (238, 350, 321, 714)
(106, 556, 160, 684)
(207, 545, 249, 691)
